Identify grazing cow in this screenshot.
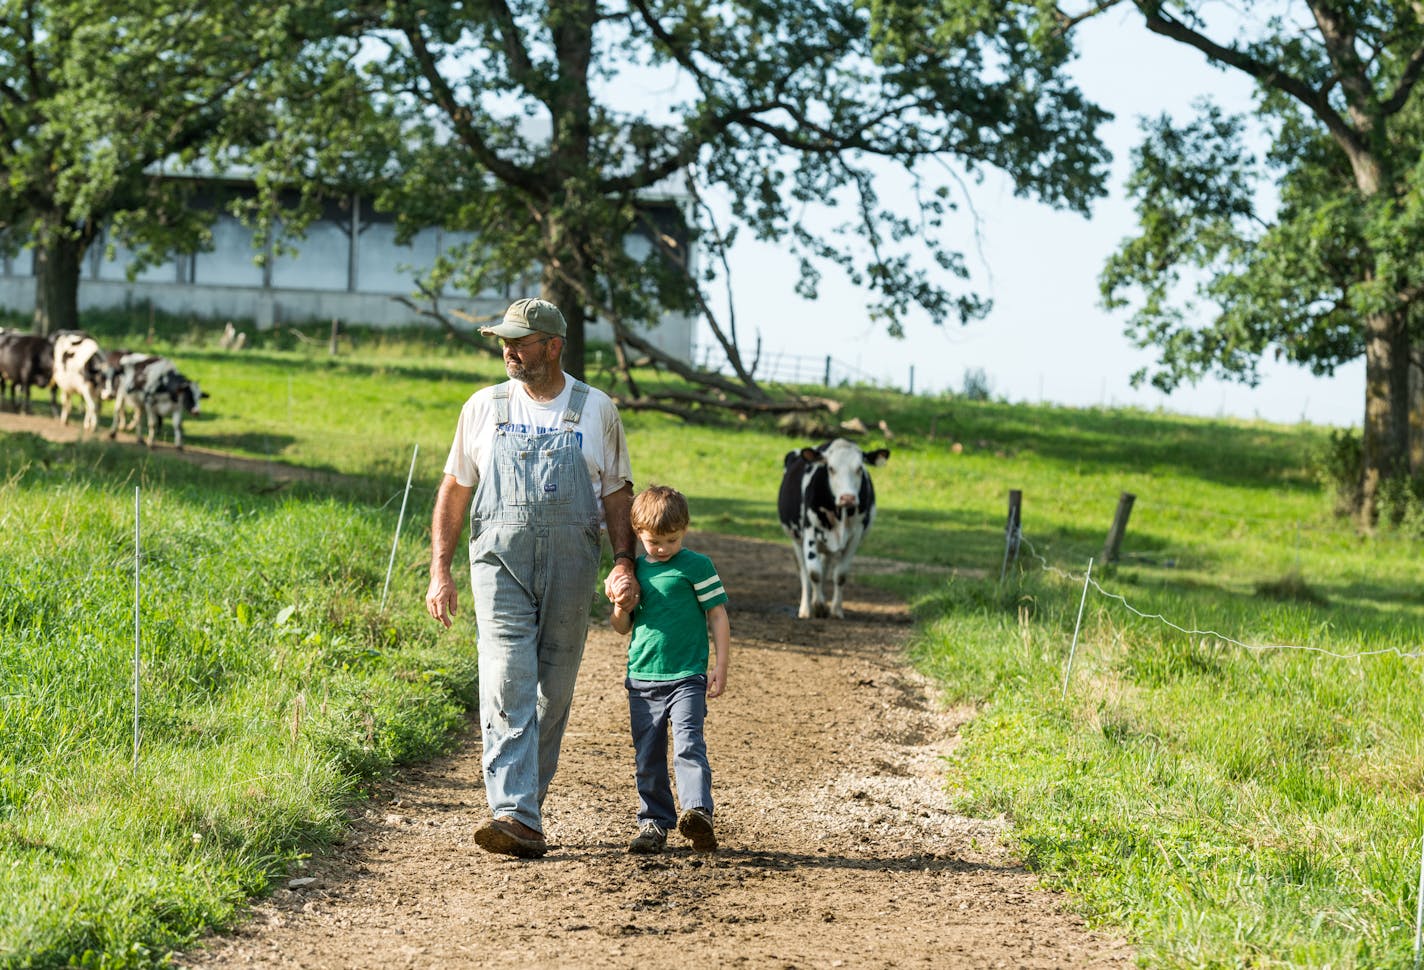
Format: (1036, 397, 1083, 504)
(50, 332, 106, 431)
(778, 438, 890, 619)
(97, 349, 138, 429)
(108, 354, 207, 449)
(0, 332, 55, 414)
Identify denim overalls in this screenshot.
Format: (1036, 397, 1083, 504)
(469, 380, 602, 834)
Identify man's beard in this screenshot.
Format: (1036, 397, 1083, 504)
(507, 356, 553, 384)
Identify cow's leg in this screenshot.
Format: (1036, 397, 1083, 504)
(804, 534, 829, 618)
(143, 406, 159, 447)
(80, 387, 98, 432)
(784, 528, 813, 619)
(57, 390, 72, 426)
(828, 558, 844, 619)
(109, 390, 127, 438)
(830, 520, 870, 620)
(172, 411, 184, 450)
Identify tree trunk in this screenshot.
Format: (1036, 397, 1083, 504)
(543, 266, 586, 382)
(31, 230, 85, 336)
(1360, 306, 1411, 525)
(1409, 355, 1424, 475)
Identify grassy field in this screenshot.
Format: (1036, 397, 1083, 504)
(4, 315, 1424, 967)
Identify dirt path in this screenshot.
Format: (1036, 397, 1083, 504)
(167, 529, 1131, 969)
(1, 408, 1131, 966)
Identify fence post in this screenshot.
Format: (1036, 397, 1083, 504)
(1101, 491, 1136, 565)
(381, 444, 420, 613)
(823, 355, 832, 387)
(329, 317, 341, 355)
(908, 365, 915, 395)
(999, 489, 1022, 583)
(1062, 557, 1094, 700)
(1414, 832, 1424, 967)
(132, 486, 141, 768)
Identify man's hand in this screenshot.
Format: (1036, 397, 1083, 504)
(426, 570, 459, 628)
(604, 559, 639, 611)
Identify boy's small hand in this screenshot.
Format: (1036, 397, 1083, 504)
(607, 573, 639, 613)
(707, 666, 726, 698)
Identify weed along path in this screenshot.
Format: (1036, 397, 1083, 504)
(175, 530, 1131, 970)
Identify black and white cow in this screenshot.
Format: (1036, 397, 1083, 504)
(0, 332, 55, 414)
(50, 332, 106, 431)
(107, 353, 207, 449)
(777, 438, 890, 619)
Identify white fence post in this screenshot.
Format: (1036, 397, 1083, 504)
(381, 444, 420, 613)
(1413, 831, 1424, 967)
(1062, 557, 1094, 701)
(132, 487, 141, 768)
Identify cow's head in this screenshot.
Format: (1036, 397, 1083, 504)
(802, 439, 890, 508)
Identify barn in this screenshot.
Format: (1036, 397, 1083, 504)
(0, 174, 697, 361)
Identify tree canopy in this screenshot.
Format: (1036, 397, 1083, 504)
(1016, 0, 1424, 523)
(0, 0, 347, 333)
(257, 0, 1111, 413)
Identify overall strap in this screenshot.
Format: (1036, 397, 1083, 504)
(563, 380, 591, 426)
(493, 383, 511, 426)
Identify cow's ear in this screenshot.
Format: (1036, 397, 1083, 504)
(200, 391, 211, 398)
(800, 447, 824, 464)
(866, 448, 890, 466)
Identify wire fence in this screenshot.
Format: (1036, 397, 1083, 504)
(692, 342, 915, 392)
(1013, 533, 1424, 664)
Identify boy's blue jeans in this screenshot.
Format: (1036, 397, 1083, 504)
(626, 674, 713, 830)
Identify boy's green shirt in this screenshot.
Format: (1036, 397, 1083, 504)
(626, 548, 727, 681)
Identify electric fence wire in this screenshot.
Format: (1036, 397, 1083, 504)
(1018, 534, 1424, 662)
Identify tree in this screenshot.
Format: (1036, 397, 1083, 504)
(268, 0, 1111, 413)
(0, 0, 345, 334)
(1039, 0, 1424, 524)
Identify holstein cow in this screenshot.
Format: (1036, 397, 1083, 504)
(108, 354, 207, 449)
(0, 332, 55, 414)
(50, 332, 106, 431)
(97, 348, 138, 431)
(778, 438, 890, 619)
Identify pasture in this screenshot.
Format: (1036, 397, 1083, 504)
(2, 318, 1423, 967)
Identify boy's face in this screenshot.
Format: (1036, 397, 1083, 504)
(636, 528, 685, 563)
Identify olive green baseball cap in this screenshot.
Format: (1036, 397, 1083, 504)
(479, 298, 568, 339)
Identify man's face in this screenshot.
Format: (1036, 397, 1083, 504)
(500, 334, 559, 383)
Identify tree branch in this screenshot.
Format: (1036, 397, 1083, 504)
(1131, 1, 1364, 158)
(399, 19, 543, 195)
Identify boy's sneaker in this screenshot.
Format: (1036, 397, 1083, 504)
(677, 807, 717, 852)
(628, 822, 666, 854)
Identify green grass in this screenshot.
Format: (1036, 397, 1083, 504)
(5, 311, 1424, 967)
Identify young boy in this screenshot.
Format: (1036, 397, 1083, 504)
(609, 485, 730, 854)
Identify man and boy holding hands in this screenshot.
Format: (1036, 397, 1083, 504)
(427, 297, 731, 859)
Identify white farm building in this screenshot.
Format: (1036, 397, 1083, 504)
(0, 177, 697, 360)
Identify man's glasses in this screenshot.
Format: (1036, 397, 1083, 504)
(499, 335, 554, 351)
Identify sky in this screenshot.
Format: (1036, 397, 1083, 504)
(699, 10, 1365, 428)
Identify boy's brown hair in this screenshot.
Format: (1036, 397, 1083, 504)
(630, 485, 690, 534)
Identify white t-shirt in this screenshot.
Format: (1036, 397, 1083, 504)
(442, 374, 633, 523)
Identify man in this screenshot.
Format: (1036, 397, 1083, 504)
(426, 297, 638, 859)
